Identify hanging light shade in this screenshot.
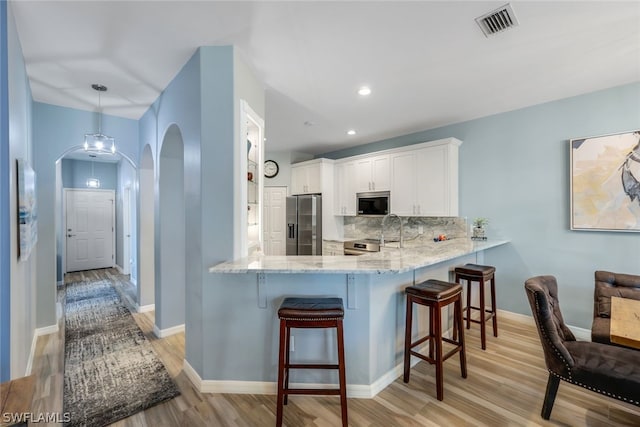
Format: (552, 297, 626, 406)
(84, 84, 116, 154)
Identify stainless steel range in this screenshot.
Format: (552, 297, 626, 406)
(343, 239, 381, 256)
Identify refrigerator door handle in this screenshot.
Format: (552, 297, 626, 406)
(288, 223, 296, 239)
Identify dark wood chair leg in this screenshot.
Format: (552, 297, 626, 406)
(276, 320, 287, 427)
(337, 320, 348, 427)
(403, 295, 413, 383)
(491, 276, 498, 337)
(434, 302, 444, 401)
(465, 279, 472, 330)
(541, 373, 560, 420)
(456, 297, 467, 378)
(479, 278, 487, 350)
(428, 301, 435, 360)
(283, 324, 291, 405)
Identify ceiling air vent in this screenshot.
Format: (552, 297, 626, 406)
(475, 3, 519, 37)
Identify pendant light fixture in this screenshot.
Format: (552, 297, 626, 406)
(84, 83, 116, 154)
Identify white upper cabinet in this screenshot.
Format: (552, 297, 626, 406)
(390, 152, 416, 216)
(391, 139, 461, 217)
(355, 154, 390, 192)
(334, 161, 356, 215)
(291, 161, 322, 195)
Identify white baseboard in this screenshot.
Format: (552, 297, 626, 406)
(183, 344, 428, 399)
(181, 310, 593, 398)
(26, 323, 59, 375)
(497, 309, 591, 341)
(136, 303, 155, 313)
(153, 323, 185, 338)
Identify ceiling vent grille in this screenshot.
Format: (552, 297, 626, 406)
(475, 3, 519, 37)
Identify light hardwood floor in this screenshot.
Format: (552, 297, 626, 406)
(30, 269, 640, 426)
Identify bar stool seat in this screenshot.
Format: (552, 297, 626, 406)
(276, 297, 348, 427)
(454, 263, 498, 350)
(403, 279, 467, 401)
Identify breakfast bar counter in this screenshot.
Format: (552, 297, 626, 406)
(210, 239, 508, 274)
(189, 239, 509, 398)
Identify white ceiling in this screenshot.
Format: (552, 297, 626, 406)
(10, 1, 640, 156)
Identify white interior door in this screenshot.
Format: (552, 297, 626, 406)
(66, 189, 115, 272)
(263, 186, 287, 255)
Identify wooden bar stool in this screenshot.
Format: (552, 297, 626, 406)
(276, 297, 347, 427)
(403, 279, 466, 401)
(454, 263, 498, 350)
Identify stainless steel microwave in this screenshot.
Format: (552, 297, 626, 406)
(356, 191, 390, 216)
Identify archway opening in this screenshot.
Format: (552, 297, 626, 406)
(155, 124, 185, 333)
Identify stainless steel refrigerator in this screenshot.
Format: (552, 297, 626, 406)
(286, 195, 322, 255)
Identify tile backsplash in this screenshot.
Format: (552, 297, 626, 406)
(343, 216, 468, 245)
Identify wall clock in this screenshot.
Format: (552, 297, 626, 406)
(264, 160, 279, 178)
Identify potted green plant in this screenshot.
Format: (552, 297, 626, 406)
(472, 217, 488, 240)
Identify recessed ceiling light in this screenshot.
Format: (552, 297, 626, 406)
(347, 130, 356, 136)
(357, 86, 371, 96)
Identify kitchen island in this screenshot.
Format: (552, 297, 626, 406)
(188, 239, 509, 397)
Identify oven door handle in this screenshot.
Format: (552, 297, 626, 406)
(343, 248, 367, 256)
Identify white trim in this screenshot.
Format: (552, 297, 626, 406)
(115, 264, 124, 274)
(36, 324, 59, 336)
(497, 309, 591, 341)
(153, 323, 185, 338)
(25, 333, 38, 376)
(182, 311, 595, 398)
(183, 344, 428, 398)
(136, 303, 155, 313)
(25, 324, 59, 375)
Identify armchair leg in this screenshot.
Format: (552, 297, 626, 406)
(541, 373, 560, 420)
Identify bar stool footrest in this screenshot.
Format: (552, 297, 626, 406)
(287, 363, 339, 370)
(284, 388, 342, 396)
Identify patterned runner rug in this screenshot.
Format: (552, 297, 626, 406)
(63, 280, 180, 427)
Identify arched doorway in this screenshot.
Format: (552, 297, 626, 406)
(55, 146, 138, 285)
(154, 124, 185, 336)
(138, 145, 155, 312)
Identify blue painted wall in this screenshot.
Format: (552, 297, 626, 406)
(320, 82, 640, 329)
(138, 47, 202, 364)
(61, 159, 118, 190)
(0, 0, 10, 382)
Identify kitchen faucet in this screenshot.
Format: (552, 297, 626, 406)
(380, 213, 404, 248)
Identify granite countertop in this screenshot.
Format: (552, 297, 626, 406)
(209, 239, 509, 274)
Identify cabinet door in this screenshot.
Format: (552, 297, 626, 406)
(391, 152, 416, 216)
(371, 155, 390, 191)
(305, 163, 322, 194)
(355, 158, 372, 192)
(335, 161, 356, 215)
(415, 146, 449, 216)
(291, 166, 306, 195)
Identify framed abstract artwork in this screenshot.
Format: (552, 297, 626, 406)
(17, 158, 38, 260)
(570, 130, 640, 232)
